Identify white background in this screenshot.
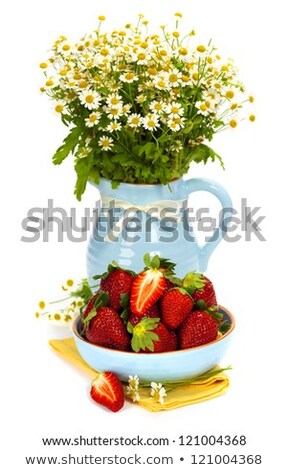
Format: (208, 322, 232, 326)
(1, 0, 288, 468)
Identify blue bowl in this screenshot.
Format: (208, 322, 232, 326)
(72, 306, 235, 382)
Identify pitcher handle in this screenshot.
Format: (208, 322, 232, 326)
(181, 177, 233, 272)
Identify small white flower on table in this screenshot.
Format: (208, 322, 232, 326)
(150, 382, 167, 404)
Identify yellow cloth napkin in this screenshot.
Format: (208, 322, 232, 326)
(49, 338, 230, 412)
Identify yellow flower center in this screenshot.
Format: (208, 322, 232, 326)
(192, 72, 199, 81)
(55, 104, 64, 113)
(85, 94, 94, 104)
(125, 72, 135, 80)
(171, 106, 180, 114)
(249, 95, 255, 103)
(249, 114, 256, 122)
(148, 67, 157, 76)
(200, 103, 207, 111)
(66, 279, 74, 287)
(229, 119, 237, 128)
(40, 62, 48, 69)
(109, 108, 119, 116)
(169, 74, 178, 83)
(225, 90, 234, 99)
(79, 80, 88, 88)
(98, 15, 106, 21)
(181, 75, 189, 82)
(154, 103, 162, 111)
(160, 49, 167, 56)
(140, 41, 148, 49)
(172, 31, 180, 38)
(62, 44, 71, 51)
(46, 79, 54, 86)
(131, 117, 140, 125)
(111, 97, 120, 105)
(197, 45, 206, 53)
(179, 47, 188, 56)
(137, 52, 146, 60)
(221, 65, 229, 72)
(100, 48, 109, 56)
(39, 301, 46, 309)
(59, 69, 67, 76)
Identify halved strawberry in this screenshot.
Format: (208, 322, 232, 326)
(183, 272, 217, 308)
(130, 255, 166, 316)
(90, 371, 125, 412)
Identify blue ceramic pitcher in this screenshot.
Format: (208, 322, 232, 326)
(87, 177, 232, 282)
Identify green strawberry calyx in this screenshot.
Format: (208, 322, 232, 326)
(196, 300, 223, 323)
(143, 253, 176, 274)
(92, 261, 136, 281)
(182, 271, 206, 295)
(81, 291, 109, 335)
(127, 317, 160, 352)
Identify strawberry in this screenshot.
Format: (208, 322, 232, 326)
(82, 292, 130, 350)
(127, 318, 177, 353)
(93, 264, 135, 312)
(90, 371, 124, 412)
(130, 255, 166, 316)
(183, 272, 217, 308)
(161, 288, 193, 329)
(178, 310, 218, 349)
(127, 303, 160, 328)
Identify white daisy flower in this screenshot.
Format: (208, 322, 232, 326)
(53, 102, 65, 114)
(150, 382, 167, 404)
(149, 100, 165, 114)
(128, 375, 140, 389)
(126, 386, 141, 402)
(142, 114, 160, 131)
(80, 90, 101, 110)
(165, 68, 182, 87)
(107, 122, 122, 132)
(119, 71, 139, 83)
(122, 103, 132, 115)
(165, 101, 184, 117)
(98, 135, 113, 151)
(107, 106, 123, 120)
(85, 111, 101, 127)
(127, 113, 142, 128)
(167, 117, 185, 132)
(106, 94, 123, 109)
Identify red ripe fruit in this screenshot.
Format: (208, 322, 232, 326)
(128, 317, 177, 353)
(86, 306, 130, 351)
(183, 272, 217, 308)
(100, 269, 134, 311)
(130, 269, 166, 316)
(161, 288, 193, 329)
(90, 371, 124, 412)
(178, 310, 218, 349)
(145, 323, 177, 353)
(127, 304, 160, 328)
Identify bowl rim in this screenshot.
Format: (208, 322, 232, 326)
(72, 305, 235, 355)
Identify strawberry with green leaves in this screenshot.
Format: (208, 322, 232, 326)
(130, 254, 167, 317)
(82, 291, 130, 351)
(93, 262, 135, 312)
(127, 317, 177, 353)
(183, 272, 217, 308)
(90, 371, 124, 412)
(161, 288, 194, 330)
(178, 310, 218, 349)
(127, 303, 160, 328)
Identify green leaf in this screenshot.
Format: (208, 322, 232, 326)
(150, 255, 160, 269)
(127, 322, 134, 334)
(74, 156, 94, 201)
(52, 127, 82, 165)
(218, 320, 231, 334)
(143, 253, 151, 268)
(120, 293, 130, 309)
